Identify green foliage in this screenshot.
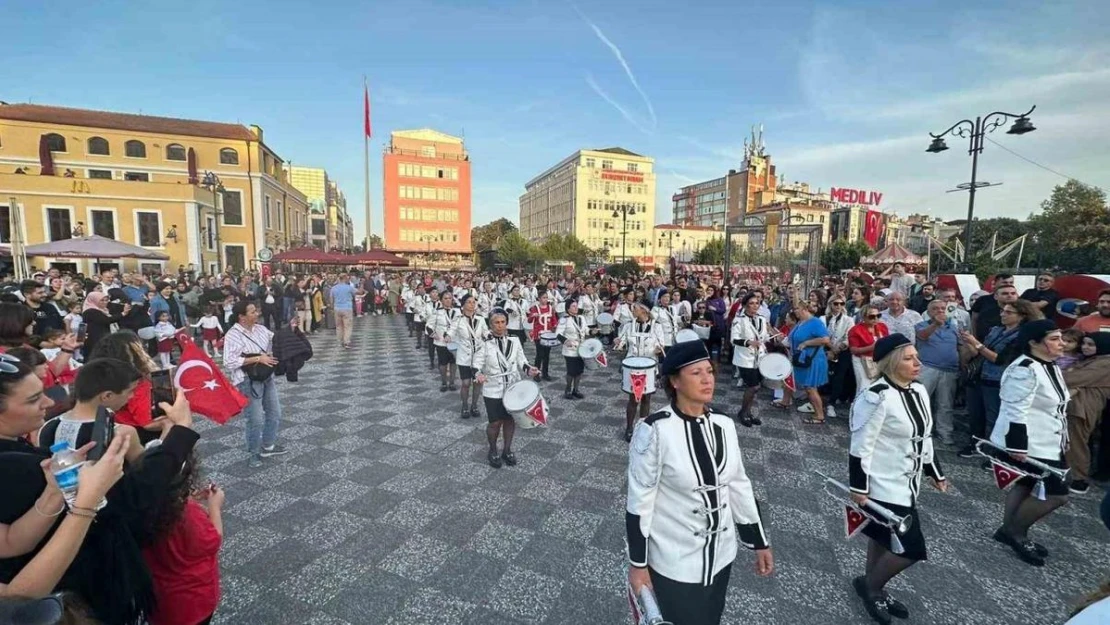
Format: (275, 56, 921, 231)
(605, 259, 641, 278)
(496, 232, 536, 269)
(821, 240, 874, 273)
(471, 218, 517, 253)
(360, 234, 383, 251)
(1026, 181, 1110, 272)
(693, 238, 725, 265)
(538, 233, 592, 268)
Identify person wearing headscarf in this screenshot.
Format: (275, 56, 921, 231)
(626, 340, 772, 625)
(848, 334, 948, 624)
(80, 292, 129, 360)
(1061, 332, 1110, 495)
(988, 319, 1070, 567)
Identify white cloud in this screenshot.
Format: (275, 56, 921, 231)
(574, 5, 657, 133)
(585, 74, 654, 135)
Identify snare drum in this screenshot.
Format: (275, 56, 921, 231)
(596, 312, 614, 335)
(555, 302, 566, 315)
(676, 329, 700, 344)
(539, 332, 560, 348)
(578, 338, 608, 370)
(622, 357, 657, 402)
(758, 352, 792, 388)
(692, 324, 711, 340)
(502, 380, 549, 429)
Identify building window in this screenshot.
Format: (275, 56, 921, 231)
(311, 218, 326, 236)
(221, 189, 243, 226)
(585, 158, 595, 168)
(139, 262, 163, 276)
(224, 245, 246, 272)
(421, 145, 435, 158)
(124, 140, 146, 158)
(165, 144, 186, 161)
(90, 210, 115, 239)
(219, 148, 239, 165)
(205, 216, 216, 250)
(263, 196, 271, 229)
(44, 133, 66, 152)
(276, 200, 284, 231)
(627, 163, 638, 172)
(136, 211, 161, 247)
(87, 137, 109, 155)
(601, 160, 613, 170)
(0, 205, 10, 243)
(124, 172, 149, 182)
(46, 208, 72, 241)
(88, 169, 112, 180)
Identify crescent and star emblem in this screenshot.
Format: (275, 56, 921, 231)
(173, 360, 219, 393)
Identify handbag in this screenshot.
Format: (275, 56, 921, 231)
(235, 330, 275, 383)
(792, 346, 815, 368)
(860, 356, 880, 379)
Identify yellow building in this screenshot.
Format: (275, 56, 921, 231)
(0, 103, 308, 275)
(519, 147, 656, 264)
(287, 166, 352, 251)
(651, 224, 722, 268)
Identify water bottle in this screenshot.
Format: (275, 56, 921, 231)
(49, 441, 85, 506)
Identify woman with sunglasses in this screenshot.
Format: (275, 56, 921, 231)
(848, 304, 890, 391)
(812, 297, 855, 417)
(959, 299, 1043, 458)
(848, 286, 872, 321)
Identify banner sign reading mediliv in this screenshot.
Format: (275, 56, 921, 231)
(830, 187, 883, 207)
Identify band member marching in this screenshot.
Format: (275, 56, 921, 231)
(476, 309, 540, 468)
(848, 335, 948, 624)
(432, 291, 460, 392)
(423, 290, 439, 370)
(578, 283, 601, 332)
(653, 290, 680, 348)
(503, 285, 528, 345)
(527, 292, 557, 382)
(401, 281, 416, 336)
(731, 293, 771, 427)
(452, 295, 489, 419)
(618, 302, 666, 441)
(557, 299, 591, 400)
(626, 340, 773, 625)
(477, 283, 497, 317)
(979, 319, 1071, 567)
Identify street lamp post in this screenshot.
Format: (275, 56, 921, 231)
(926, 105, 1036, 267)
(612, 203, 639, 262)
(420, 234, 434, 269)
(200, 171, 226, 273)
(658, 230, 680, 260)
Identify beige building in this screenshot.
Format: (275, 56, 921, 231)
(520, 147, 656, 264)
(651, 224, 722, 267)
(287, 166, 353, 251)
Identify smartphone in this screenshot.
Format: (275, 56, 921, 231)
(76, 323, 87, 343)
(87, 406, 115, 462)
(150, 368, 175, 419)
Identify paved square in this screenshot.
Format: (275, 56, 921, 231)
(207, 315, 1108, 624)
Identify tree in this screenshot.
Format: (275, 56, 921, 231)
(821, 240, 874, 273)
(948, 217, 1033, 264)
(538, 233, 592, 268)
(1027, 181, 1110, 272)
(605, 259, 641, 278)
(694, 238, 725, 265)
(471, 218, 517, 253)
(496, 232, 535, 269)
(362, 234, 383, 250)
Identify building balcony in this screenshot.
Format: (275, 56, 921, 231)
(0, 171, 211, 203)
(384, 146, 469, 162)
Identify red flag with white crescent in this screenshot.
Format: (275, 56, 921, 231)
(991, 460, 1028, 491)
(863, 210, 884, 248)
(174, 333, 248, 424)
(525, 396, 549, 427)
(630, 371, 647, 403)
(845, 505, 869, 538)
(596, 350, 608, 368)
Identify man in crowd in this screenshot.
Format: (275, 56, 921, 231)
(887, 262, 915, 297)
(122, 273, 152, 304)
(909, 281, 937, 314)
(1074, 289, 1110, 333)
(22, 280, 65, 335)
(916, 299, 960, 446)
(330, 274, 356, 349)
(880, 291, 924, 344)
(1021, 272, 1059, 316)
(970, 273, 1015, 340)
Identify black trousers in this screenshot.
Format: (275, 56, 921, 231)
(261, 304, 280, 330)
(533, 340, 551, 375)
(649, 564, 731, 625)
(821, 354, 855, 404)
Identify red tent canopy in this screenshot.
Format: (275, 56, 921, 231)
(346, 249, 409, 266)
(272, 247, 346, 264)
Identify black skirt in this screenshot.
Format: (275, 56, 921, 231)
(648, 564, 731, 625)
(860, 499, 927, 561)
(484, 396, 513, 423)
(436, 346, 456, 364)
(565, 356, 585, 377)
(981, 445, 1069, 497)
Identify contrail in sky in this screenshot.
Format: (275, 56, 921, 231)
(574, 5, 657, 132)
(585, 74, 654, 135)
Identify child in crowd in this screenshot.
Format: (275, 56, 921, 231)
(37, 329, 81, 385)
(154, 311, 177, 369)
(63, 301, 83, 335)
(1058, 328, 1086, 371)
(192, 306, 223, 359)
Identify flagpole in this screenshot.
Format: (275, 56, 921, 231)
(1015, 235, 1026, 271)
(364, 77, 372, 251)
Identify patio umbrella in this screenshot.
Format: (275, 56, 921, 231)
(38, 135, 55, 176)
(187, 148, 198, 184)
(24, 235, 169, 260)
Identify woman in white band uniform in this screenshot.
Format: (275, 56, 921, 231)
(432, 291, 459, 391)
(618, 302, 666, 441)
(503, 285, 528, 345)
(653, 290, 679, 348)
(452, 294, 489, 419)
(848, 334, 948, 625)
(983, 318, 1071, 567)
(476, 309, 539, 468)
(557, 299, 591, 400)
(731, 293, 770, 427)
(627, 340, 773, 625)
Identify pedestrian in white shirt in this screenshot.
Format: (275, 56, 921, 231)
(880, 292, 923, 345)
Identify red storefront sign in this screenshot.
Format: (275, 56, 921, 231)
(831, 187, 883, 206)
(601, 171, 644, 183)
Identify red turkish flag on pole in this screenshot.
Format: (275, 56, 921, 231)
(174, 334, 248, 424)
(991, 460, 1028, 491)
(363, 82, 372, 138)
(863, 210, 884, 248)
(844, 504, 870, 538)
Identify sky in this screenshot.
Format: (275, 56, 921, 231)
(2, 0, 1108, 240)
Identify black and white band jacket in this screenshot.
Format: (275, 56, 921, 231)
(556, 314, 589, 358)
(849, 378, 945, 507)
(578, 294, 600, 326)
(401, 287, 415, 313)
(990, 354, 1070, 461)
(503, 298, 526, 331)
(615, 302, 635, 326)
(477, 292, 497, 316)
(412, 294, 431, 323)
(479, 334, 530, 399)
(450, 313, 489, 367)
(619, 320, 664, 359)
(730, 313, 770, 369)
(652, 306, 679, 347)
(626, 404, 769, 585)
(432, 305, 460, 347)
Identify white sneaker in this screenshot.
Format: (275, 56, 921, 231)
(797, 402, 815, 414)
(827, 405, 837, 418)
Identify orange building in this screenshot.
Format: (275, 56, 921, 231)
(382, 129, 471, 259)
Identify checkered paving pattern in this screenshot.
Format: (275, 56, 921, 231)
(202, 314, 1109, 625)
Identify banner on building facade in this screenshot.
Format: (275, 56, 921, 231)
(863, 210, 886, 248)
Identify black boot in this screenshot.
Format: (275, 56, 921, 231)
(564, 378, 574, 400)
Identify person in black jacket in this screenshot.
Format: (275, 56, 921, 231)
(273, 319, 314, 382)
(80, 292, 129, 360)
(259, 278, 283, 330)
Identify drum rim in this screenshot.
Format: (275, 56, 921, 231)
(759, 353, 792, 377)
(502, 380, 540, 410)
(622, 356, 657, 367)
